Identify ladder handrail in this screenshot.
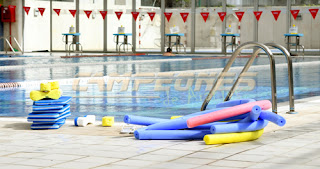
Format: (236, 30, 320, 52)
(6, 35, 23, 54)
(201, 41, 277, 113)
(224, 43, 296, 114)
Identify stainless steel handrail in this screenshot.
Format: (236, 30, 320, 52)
(7, 35, 24, 54)
(224, 43, 297, 114)
(0, 36, 15, 54)
(201, 41, 278, 113)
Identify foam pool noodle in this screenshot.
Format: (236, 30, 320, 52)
(238, 105, 261, 123)
(210, 119, 268, 134)
(204, 129, 264, 145)
(210, 99, 255, 122)
(259, 110, 286, 126)
(124, 99, 255, 130)
(187, 100, 272, 128)
(124, 115, 167, 126)
(216, 99, 256, 108)
(124, 115, 233, 130)
(145, 107, 226, 130)
(134, 128, 211, 140)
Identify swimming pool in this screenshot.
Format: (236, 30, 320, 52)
(0, 54, 320, 121)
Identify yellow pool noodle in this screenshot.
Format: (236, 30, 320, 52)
(203, 129, 264, 145)
(171, 116, 182, 119)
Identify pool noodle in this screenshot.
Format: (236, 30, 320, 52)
(145, 107, 227, 130)
(219, 113, 249, 121)
(216, 99, 254, 121)
(124, 107, 229, 126)
(210, 119, 268, 134)
(134, 129, 211, 140)
(124, 99, 254, 126)
(187, 100, 272, 128)
(259, 110, 286, 126)
(124, 114, 235, 130)
(124, 115, 167, 125)
(238, 105, 261, 123)
(204, 129, 264, 145)
(145, 99, 255, 130)
(216, 99, 256, 108)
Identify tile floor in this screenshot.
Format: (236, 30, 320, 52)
(0, 96, 320, 169)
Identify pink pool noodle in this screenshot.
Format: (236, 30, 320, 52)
(187, 100, 272, 128)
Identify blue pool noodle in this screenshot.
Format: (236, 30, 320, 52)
(215, 99, 255, 121)
(216, 99, 256, 108)
(124, 115, 167, 126)
(134, 129, 211, 140)
(238, 105, 261, 123)
(146, 107, 227, 130)
(218, 113, 249, 121)
(125, 99, 253, 130)
(259, 110, 286, 126)
(210, 119, 268, 134)
(143, 99, 255, 130)
(124, 114, 232, 130)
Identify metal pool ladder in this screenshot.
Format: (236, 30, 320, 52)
(201, 41, 297, 114)
(0, 36, 23, 54)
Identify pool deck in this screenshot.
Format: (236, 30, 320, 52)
(0, 96, 320, 169)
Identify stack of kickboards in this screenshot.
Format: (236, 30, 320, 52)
(27, 96, 72, 130)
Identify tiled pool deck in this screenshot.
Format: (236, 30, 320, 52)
(0, 96, 320, 169)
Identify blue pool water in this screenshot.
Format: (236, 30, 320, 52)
(0, 54, 320, 121)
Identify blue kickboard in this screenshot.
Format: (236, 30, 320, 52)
(32, 104, 70, 113)
(27, 111, 71, 122)
(31, 123, 65, 130)
(28, 108, 70, 118)
(32, 119, 66, 125)
(32, 104, 65, 111)
(33, 96, 72, 106)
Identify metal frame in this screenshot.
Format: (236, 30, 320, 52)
(132, 0, 136, 53)
(0, 36, 23, 54)
(75, 0, 80, 51)
(201, 41, 278, 113)
(224, 43, 297, 114)
(103, 0, 108, 52)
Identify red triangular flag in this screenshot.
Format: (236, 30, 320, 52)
(200, 12, 209, 22)
(148, 12, 156, 21)
(180, 12, 189, 23)
(53, 9, 61, 16)
(253, 11, 263, 21)
(217, 12, 226, 22)
(164, 12, 172, 22)
(38, 8, 45, 16)
(235, 11, 245, 22)
(131, 12, 139, 21)
(99, 11, 107, 19)
(271, 10, 281, 21)
(115, 11, 123, 20)
(0, 4, 1, 8)
(84, 10, 92, 19)
(69, 10, 77, 17)
(309, 9, 319, 19)
(23, 7, 31, 15)
(290, 10, 300, 20)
